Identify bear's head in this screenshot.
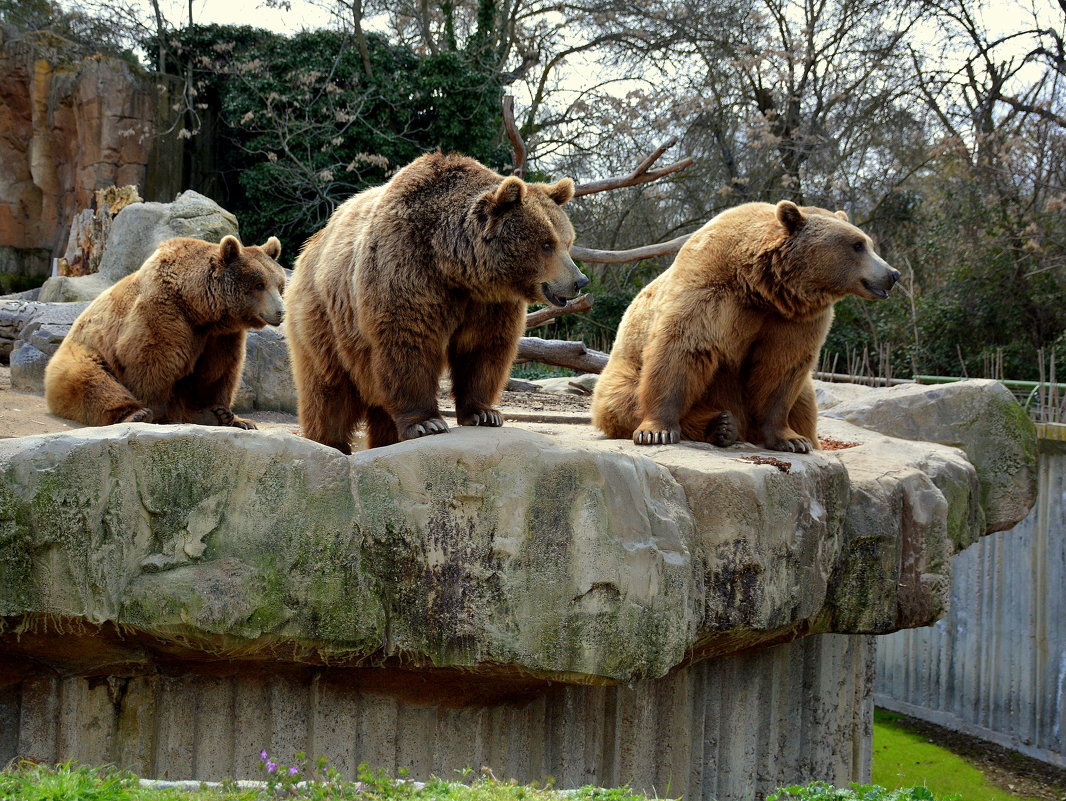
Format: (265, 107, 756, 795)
(473, 176, 589, 307)
(772, 200, 900, 314)
(215, 235, 287, 329)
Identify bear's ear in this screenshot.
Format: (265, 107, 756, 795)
(776, 201, 806, 234)
(544, 177, 575, 206)
(219, 235, 242, 264)
(834, 210, 850, 222)
(261, 236, 282, 260)
(490, 176, 528, 213)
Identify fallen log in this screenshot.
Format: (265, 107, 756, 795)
(516, 336, 609, 373)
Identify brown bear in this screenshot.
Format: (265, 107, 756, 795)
(285, 152, 588, 453)
(591, 200, 899, 452)
(45, 235, 286, 429)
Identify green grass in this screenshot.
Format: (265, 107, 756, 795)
(0, 761, 657, 801)
(872, 710, 1037, 801)
(0, 761, 968, 801)
(2, 722, 1035, 801)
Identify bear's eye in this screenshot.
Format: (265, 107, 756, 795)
(852, 241, 865, 253)
(542, 242, 554, 253)
(256, 281, 266, 291)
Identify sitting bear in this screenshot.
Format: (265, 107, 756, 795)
(285, 152, 588, 453)
(591, 201, 899, 452)
(45, 236, 286, 429)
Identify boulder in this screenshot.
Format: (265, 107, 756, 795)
(823, 379, 1037, 533)
(37, 191, 239, 302)
(9, 301, 88, 389)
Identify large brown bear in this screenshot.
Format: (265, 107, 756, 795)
(45, 236, 286, 429)
(591, 201, 899, 453)
(286, 152, 588, 453)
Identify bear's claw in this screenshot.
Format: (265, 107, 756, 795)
(402, 417, 449, 439)
(461, 409, 503, 427)
(633, 427, 680, 445)
(768, 436, 812, 453)
(119, 408, 154, 424)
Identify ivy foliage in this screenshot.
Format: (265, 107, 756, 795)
(145, 24, 509, 259)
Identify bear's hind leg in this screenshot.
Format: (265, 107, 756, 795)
(294, 365, 365, 455)
(45, 346, 151, 426)
(787, 380, 820, 449)
(366, 405, 399, 449)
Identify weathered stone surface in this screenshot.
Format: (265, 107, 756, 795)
(37, 191, 240, 302)
(823, 379, 1037, 533)
(0, 380, 1034, 684)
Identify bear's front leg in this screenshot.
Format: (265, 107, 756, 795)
(448, 300, 523, 429)
(372, 334, 450, 442)
(634, 341, 720, 446)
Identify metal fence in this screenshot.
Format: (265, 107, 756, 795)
(874, 425, 1066, 768)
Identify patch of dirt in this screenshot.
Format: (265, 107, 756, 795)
(0, 367, 596, 440)
(738, 454, 792, 472)
(885, 710, 1066, 801)
(819, 435, 860, 450)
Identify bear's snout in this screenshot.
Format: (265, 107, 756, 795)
(860, 262, 900, 300)
(576, 273, 591, 292)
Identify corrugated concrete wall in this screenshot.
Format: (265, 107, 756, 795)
(1, 633, 873, 801)
(875, 433, 1066, 768)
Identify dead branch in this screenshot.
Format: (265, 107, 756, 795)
(525, 293, 594, 328)
(517, 337, 608, 373)
(502, 95, 527, 178)
(573, 138, 694, 197)
(572, 234, 692, 264)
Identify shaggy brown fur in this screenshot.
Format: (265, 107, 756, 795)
(591, 201, 900, 453)
(45, 236, 286, 429)
(285, 152, 587, 453)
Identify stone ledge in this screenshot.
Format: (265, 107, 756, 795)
(0, 380, 1036, 685)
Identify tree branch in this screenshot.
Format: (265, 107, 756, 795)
(571, 234, 692, 264)
(502, 95, 526, 177)
(573, 140, 694, 197)
(516, 337, 609, 373)
(525, 293, 593, 328)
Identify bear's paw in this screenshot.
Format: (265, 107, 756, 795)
(399, 416, 450, 440)
(458, 409, 504, 427)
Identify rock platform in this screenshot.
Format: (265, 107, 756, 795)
(0, 379, 1037, 800)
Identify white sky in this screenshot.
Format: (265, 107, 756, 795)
(151, 0, 1059, 39)
(155, 0, 334, 33)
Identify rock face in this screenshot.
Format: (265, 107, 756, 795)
(0, 26, 177, 280)
(37, 191, 240, 302)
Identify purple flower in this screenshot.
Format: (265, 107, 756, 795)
(266, 760, 277, 774)
(260, 750, 268, 762)
(289, 767, 299, 776)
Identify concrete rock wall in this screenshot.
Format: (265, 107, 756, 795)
(0, 633, 874, 801)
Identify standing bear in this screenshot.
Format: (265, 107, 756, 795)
(45, 236, 286, 429)
(285, 152, 588, 453)
(591, 201, 899, 452)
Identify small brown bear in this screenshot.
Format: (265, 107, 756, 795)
(45, 236, 286, 429)
(591, 200, 899, 453)
(285, 152, 588, 453)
